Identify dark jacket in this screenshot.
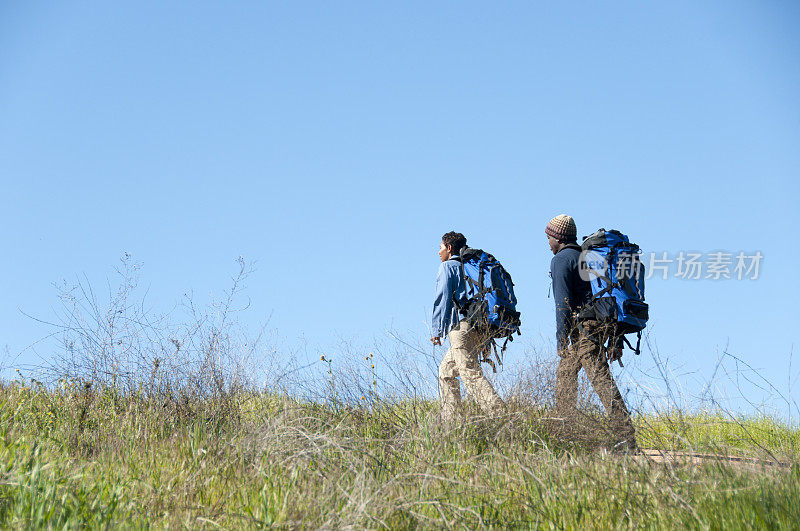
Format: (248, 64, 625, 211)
(550, 244, 591, 351)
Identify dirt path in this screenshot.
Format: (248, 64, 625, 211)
(639, 449, 792, 470)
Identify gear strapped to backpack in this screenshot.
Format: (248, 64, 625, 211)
(578, 229, 649, 355)
(451, 247, 521, 372)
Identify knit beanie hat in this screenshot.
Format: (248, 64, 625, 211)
(545, 214, 577, 242)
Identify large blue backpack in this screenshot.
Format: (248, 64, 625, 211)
(452, 247, 521, 370)
(579, 229, 649, 354)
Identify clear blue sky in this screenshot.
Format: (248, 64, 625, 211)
(2, 2, 798, 412)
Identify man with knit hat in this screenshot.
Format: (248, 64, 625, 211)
(546, 214, 638, 452)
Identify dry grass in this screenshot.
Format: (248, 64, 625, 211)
(2, 258, 798, 528)
(1, 373, 798, 528)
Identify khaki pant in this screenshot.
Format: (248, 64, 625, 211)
(555, 319, 636, 446)
(438, 321, 504, 423)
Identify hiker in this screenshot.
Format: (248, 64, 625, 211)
(546, 214, 638, 451)
(431, 231, 504, 423)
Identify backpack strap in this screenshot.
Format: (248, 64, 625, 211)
(479, 338, 504, 373)
(589, 274, 619, 300)
(453, 255, 484, 300)
(476, 256, 490, 299)
(561, 243, 582, 253)
(450, 257, 468, 311)
(585, 245, 620, 301)
(620, 331, 642, 355)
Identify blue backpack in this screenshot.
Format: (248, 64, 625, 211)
(452, 247, 521, 370)
(579, 229, 649, 354)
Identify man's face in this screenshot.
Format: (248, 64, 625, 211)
(548, 235, 560, 255)
(438, 241, 452, 262)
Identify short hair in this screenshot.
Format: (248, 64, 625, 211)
(441, 231, 467, 254)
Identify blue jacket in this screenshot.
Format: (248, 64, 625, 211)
(432, 257, 466, 338)
(550, 245, 591, 350)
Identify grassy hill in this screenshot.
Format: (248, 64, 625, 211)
(1, 378, 798, 528)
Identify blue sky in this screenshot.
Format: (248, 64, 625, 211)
(2, 1, 799, 412)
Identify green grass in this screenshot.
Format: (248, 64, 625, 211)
(1, 381, 798, 528)
(638, 411, 800, 459)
